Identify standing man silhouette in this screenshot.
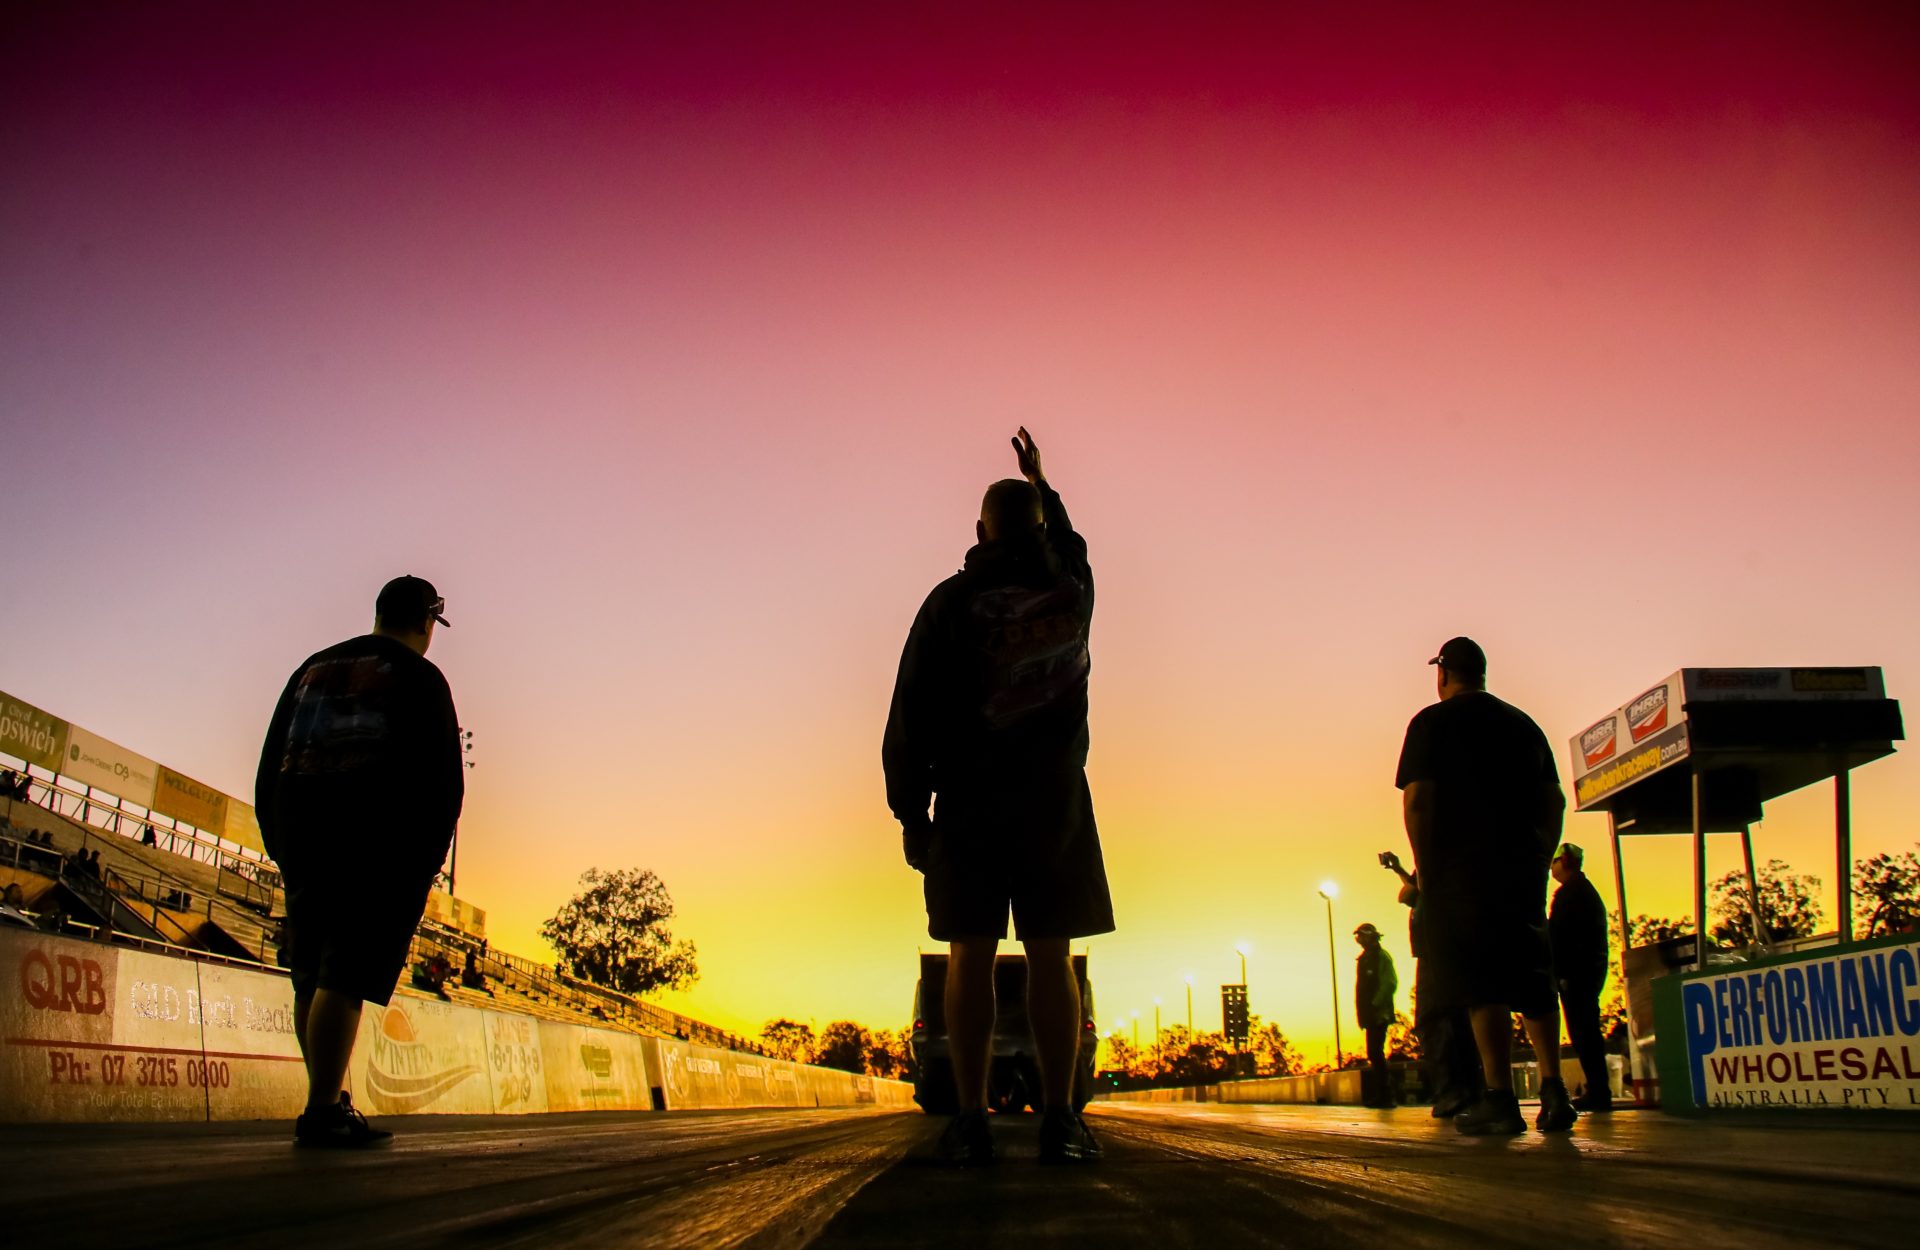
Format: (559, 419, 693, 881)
(1550, 841, 1613, 1111)
(1352, 922, 1398, 1107)
(885, 428, 1114, 1165)
(257, 575, 464, 1147)
(1395, 637, 1576, 1135)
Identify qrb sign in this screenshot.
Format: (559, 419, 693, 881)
(1680, 940, 1920, 1110)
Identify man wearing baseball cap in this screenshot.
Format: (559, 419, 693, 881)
(1352, 922, 1398, 1108)
(1550, 842, 1613, 1111)
(256, 574, 464, 1147)
(1394, 636, 1575, 1135)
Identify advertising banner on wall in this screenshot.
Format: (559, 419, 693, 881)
(538, 1023, 653, 1113)
(152, 766, 231, 836)
(484, 1010, 549, 1114)
(62, 725, 160, 807)
(221, 801, 266, 857)
(1674, 939, 1920, 1111)
(0, 689, 69, 773)
(347, 997, 494, 1117)
(191, 961, 306, 1120)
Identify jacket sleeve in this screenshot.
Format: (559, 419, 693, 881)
(1379, 951, 1399, 1005)
(1038, 481, 1090, 579)
(253, 667, 302, 860)
(415, 665, 465, 884)
(882, 592, 945, 828)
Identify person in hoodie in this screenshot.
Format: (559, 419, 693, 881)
(884, 427, 1114, 1167)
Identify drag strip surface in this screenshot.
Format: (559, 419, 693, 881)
(0, 1107, 927, 1250)
(4, 1103, 1919, 1249)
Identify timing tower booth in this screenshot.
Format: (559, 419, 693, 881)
(1567, 667, 1908, 1112)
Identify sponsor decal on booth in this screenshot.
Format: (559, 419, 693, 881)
(1579, 717, 1617, 770)
(1626, 684, 1669, 743)
(1573, 723, 1690, 808)
(1681, 941, 1920, 1110)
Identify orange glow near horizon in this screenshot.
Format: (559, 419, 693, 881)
(3, 5, 1919, 1059)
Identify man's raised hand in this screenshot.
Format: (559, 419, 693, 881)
(1012, 427, 1045, 485)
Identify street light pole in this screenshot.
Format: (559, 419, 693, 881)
(1184, 973, 1194, 1035)
(1319, 882, 1343, 1068)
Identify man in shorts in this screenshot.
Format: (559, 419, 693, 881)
(884, 428, 1115, 1165)
(256, 575, 464, 1147)
(1395, 637, 1575, 1135)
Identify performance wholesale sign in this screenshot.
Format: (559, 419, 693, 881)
(1678, 940, 1920, 1111)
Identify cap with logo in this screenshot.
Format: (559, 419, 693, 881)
(376, 575, 450, 628)
(1427, 636, 1486, 678)
(1554, 842, 1584, 865)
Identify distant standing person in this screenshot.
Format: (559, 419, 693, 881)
(1352, 922, 1398, 1108)
(884, 428, 1113, 1166)
(1395, 637, 1575, 1135)
(1550, 842, 1613, 1111)
(256, 575, 464, 1148)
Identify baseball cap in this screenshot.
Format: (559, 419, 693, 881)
(1427, 636, 1486, 677)
(1353, 922, 1380, 938)
(1554, 842, 1584, 865)
(376, 575, 450, 628)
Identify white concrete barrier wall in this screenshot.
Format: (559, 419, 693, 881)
(2, 928, 911, 1122)
(642, 1036, 915, 1111)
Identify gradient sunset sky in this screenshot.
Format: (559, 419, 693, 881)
(4, 3, 1918, 1060)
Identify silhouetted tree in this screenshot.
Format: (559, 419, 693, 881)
(1248, 1020, 1302, 1077)
(1854, 848, 1920, 938)
(760, 1018, 815, 1063)
(1102, 1033, 1141, 1075)
(1710, 859, 1822, 947)
(1629, 913, 1694, 946)
(864, 1027, 914, 1080)
(1386, 1010, 1420, 1061)
(540, 868, 698, 996)
(814, 1020, 872, 1073)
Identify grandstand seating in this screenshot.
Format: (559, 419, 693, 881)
(4, 770, 759, 1054)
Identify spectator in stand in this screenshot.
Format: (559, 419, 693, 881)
(256, 574, 464, 1149)
(142, 824, 158, 847)
(461, 948, 492, 995)
(88, 850, 103, 877)
(1549, 842, 1613, 1111)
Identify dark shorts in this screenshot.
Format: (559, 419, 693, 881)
(923, 771, 1115, 942)
(1413, 881, 1556, 1018)
(283, 869, 430, 1006)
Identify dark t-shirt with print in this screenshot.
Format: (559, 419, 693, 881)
(255, 634, 464, 891)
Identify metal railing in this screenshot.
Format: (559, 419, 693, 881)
(0, 760, 282, 896)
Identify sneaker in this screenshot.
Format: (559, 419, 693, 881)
(934, 1110, 995, 1167)
(1535, 1077, 1578, 1132)
(1037, 1107, 1103, 1164)
(295, 1092, 393, 1149)
(1571, 1090, 1614, 1113)
(1453, 1090, 1526, 1136)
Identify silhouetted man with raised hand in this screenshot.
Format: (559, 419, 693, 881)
(257, 575, 464, 1148)
(1395, 637, 1575, 1135)
(885, 428, 1114, 1166)
(1550, 841, 1613, 1111)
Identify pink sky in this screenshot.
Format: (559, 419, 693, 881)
(4, 4, 1918, 1056)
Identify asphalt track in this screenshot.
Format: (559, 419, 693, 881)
(3, 1103, 1918, 1249)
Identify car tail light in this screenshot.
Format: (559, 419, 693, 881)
(913, 1019, 926, 1031)
(1082, 1020, 1096, 1031)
